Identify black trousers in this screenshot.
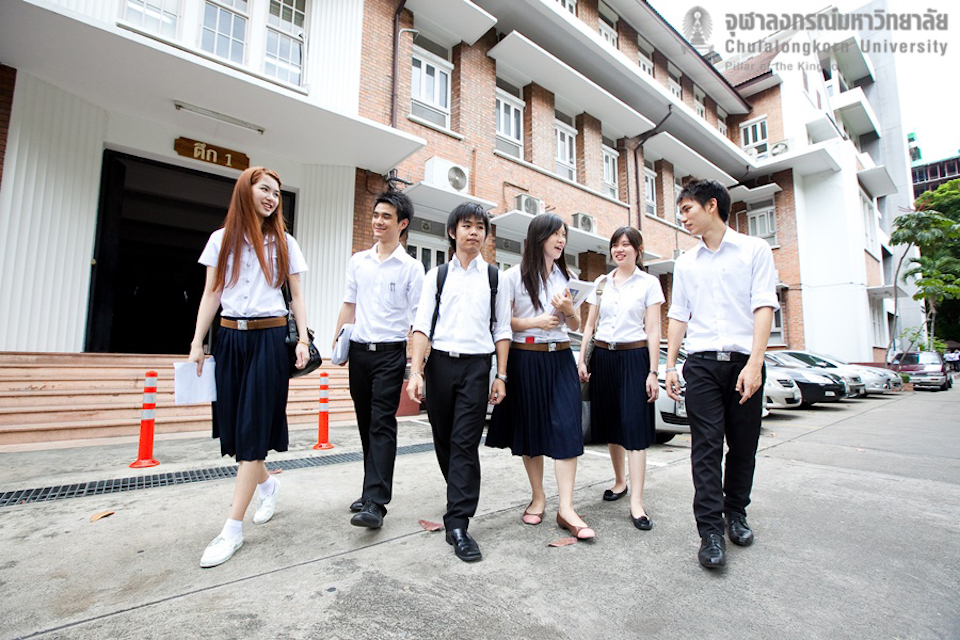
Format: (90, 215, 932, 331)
(348, 345, 406, 507)
(424, 352, 492, 531)
(684, 356, 765, 537)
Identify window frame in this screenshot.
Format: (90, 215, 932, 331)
(602, 145, 619, 199)
(495, 89, 525, 159)
(411, 45, 454, 130)
(123, 0, 180, 38)
(263, 0, 307, 86)
(637, 36, 654, 76)
(861, 190, 878, 255)
(746, 200, 777, 246)
(668, 63, 682, 99)
(693, 85, 706, 118)
(740, 116, 769, 158)
(644, 167, 657, 216)
(555, 119, 578, 181)
(716, 105, 728, 137)
(406, 233, 449, 272)
(556, 0, 577, 14)
(768, 291, 785, 345)
(201, 0, 249, 65)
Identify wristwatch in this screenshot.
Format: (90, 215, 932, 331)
(495, 373, 508, 383)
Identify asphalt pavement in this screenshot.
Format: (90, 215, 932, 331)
(1, 385, 958, 639)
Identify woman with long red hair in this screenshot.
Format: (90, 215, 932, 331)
(188, 167, 310, 568)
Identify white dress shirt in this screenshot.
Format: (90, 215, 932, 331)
(667, 227, 779, 354)
(507, 264, 573, 343)
(412, 255, 512, 354)
(344, 242, 425, 343)
(587, 267, 665, 343)
(199, 229, 308, 318)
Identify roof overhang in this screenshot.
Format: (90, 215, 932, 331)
(472, 0, 757, 177)
(806, 112, 843, 143)
(645, 258, 676, 275)
(407, 0, 497, 48)
(824, 35, 875, 83)
(832, 87, 881, 138)
(644, 132, 737, 186)
(0, 0, 425, 174)
(735, 72, 782, 98)
(489, 31, 655, 140)
(729, 182, 782, 204)
(404, 182, 497, 223)
(744, 141, 842, 178)
(867, 283, 910, 300)
(858, 165, 898, 198)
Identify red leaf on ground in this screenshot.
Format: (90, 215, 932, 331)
(89, 510, 115, 522)
(419, 519, 444, 531)
(548, 537, 578, 547)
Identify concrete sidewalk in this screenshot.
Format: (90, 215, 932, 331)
(1, 390, 958, 639)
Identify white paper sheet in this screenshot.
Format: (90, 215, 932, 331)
(174, 358, 217, 405)
(566, 279, 598, 308)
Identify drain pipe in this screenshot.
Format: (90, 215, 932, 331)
(389, 0, 409, 180)
(632, 105, 673, 230)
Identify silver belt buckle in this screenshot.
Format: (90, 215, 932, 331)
(449, 351, 460, 358)
(608, 342, 616, 350)
(717, 351, 731, 362)
(368, 343, 377, 351)
(236, 319, 248, 331)
(548, 342, 557, 352)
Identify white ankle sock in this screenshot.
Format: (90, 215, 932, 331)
(257, 476, 277, 498)
(220, 518, 242, 540)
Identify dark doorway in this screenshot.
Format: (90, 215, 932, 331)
(86, 151, 296, 354)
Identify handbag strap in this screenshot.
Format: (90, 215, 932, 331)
(590, 275, 607, 341)
(281, 281, 293, 312)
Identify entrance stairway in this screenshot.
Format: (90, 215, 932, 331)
(0, 352, 355, 445)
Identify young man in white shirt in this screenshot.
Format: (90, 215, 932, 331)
(407, 202, 512, 562)
(665, 179, 779, 569)
(333, 190, 425, 529)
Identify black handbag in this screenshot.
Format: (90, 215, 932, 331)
(581, 276, 607, 400)
(282, 283, 322, 378)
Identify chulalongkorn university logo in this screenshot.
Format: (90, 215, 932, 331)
(683, 6, 714, 53)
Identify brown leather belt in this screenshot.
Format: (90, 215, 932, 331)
(595, 340, 648, 351)
(221, 317, 287, 330)
(511, 341, 571, 352)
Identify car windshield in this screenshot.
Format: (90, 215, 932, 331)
(787, 352, 836, 368)
(895, 353, 940, 365)
(768, 352, 810, 368)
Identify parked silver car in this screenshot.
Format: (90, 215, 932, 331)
(781, 350, 889, 395)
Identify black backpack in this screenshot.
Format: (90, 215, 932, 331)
(428, 263, 499, 341)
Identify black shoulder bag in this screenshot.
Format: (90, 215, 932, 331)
(282, 283, 322, 378)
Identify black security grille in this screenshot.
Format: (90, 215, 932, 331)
(0, 442, 437, 508)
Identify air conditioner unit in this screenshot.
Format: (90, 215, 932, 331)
(572, 212, 596, 234)
(424, 157, 469, 193)
(515, 194, 544, 216)
(744, 147, 759, 158)
(770, 140, 790, 156)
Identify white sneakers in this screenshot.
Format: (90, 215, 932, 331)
(200, 533, 243, 568)
(253, 477, 281, 525)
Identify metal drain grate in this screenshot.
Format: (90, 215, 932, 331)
(0, 441, 437, 508)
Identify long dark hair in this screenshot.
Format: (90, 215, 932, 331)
(521, 213, 572, 311)
(609, 226, 644, 267)
(215, 167, 290, 290)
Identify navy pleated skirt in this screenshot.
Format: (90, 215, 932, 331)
(486, 348, 583, 459)
(212, 324, 290, 460)
(589, 347, 656, 451)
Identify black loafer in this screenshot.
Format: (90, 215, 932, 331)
(632, 515, 653, 531)
(602, 487, 628, 501)
(349, 497, 364, 512)
(698, 533, 726, 569)
(350, 501, 386, 529)
(726, 513, 754, 547)
(445, 528, 482, 562)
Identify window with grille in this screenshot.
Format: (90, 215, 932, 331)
(555, 120, 577, 181)
(124, 0, 179, 38)
(201, 0, 248, 64)
(411, 46, 453, 129)
(496, 89, 524, 158)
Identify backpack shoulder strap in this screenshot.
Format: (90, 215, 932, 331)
(429, 263, 449, 342)
(487, 264, 499, 338)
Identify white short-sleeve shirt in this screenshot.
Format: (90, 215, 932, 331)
(667, 227, 779, 354)
(507, 264, 573, 344)
(344, 242, 425, 343)
(586, 267, 665, 343)
(199, 228, 308, 318)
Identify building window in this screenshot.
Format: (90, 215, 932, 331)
(929, 164, 941, 179)
(946, 160, 958, 176)
(124, 0, 179, 38)
(602, 144, 619, 198)
(202, 0, 248, 64)
(862, 191, 878, 253)
(555, 119, 577, 181)
(747, 199, 777, 245)
(495, 89, 524, 158)
(769, 291, 785, 345)
(637, 36, 654, 77)
(674, 175, 685, 226)
(557, 0, 576, 14)
(870, 299, 884, 346)
(717, 105, 728, 137)
(264, 0, 305, 85)
(644, 163, 657, 216)
(668, 63, 682, 99)
(411, 45, 453, 129)
(693, 86, 706, 118)
(407, 234, 448, 272)
(598, 2, 618, 47)
(741, 117, 769, 158)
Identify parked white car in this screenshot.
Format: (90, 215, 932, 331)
(777, 350, 867, 397)
(763, 365, 803, 409)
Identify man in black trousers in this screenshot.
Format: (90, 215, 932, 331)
(333, 190, 424, 529)
(407, 202, 511, 562)
(665, 179, 778, 569)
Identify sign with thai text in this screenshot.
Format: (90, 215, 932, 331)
(174, 137, 250, 171)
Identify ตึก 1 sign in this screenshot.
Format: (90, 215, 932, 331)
(174, 137, 250, 171)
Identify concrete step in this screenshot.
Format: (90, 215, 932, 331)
(0, 387, 354, 407)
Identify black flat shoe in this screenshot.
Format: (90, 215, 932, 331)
(726, 513, 754, 547)
(698, 533, 726, 569)
(602, 487, 628, 501)
(350, 501, 386, 529)
(349, 497, 364, 512)
(632, 515, 653, 530)
(445, 528, 482, 562)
